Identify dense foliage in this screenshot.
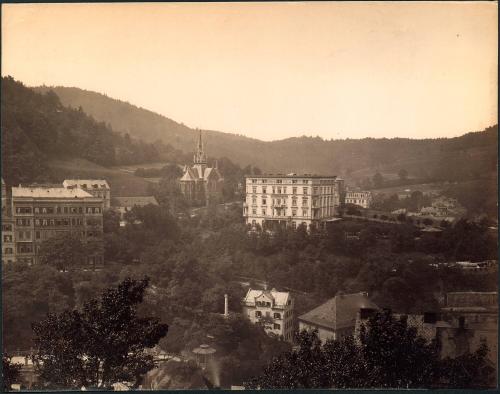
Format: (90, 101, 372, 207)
(1, 76, 187, 185)
(2, 196, 496, 388)
(245, 310, 493, 389)
(38, 232, 94, 271)
(31, 277, 168, 389)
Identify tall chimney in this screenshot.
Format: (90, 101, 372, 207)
(224, 294, 229, 318)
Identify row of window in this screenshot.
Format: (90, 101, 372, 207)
(16, 229, 103, 241)
(15, 206, 102, 215)
(251, 179, 310, 184)
(15, 218, 103, 227)
(255, 311, 283, 319)
(252, 186, 340, 195)
(251, 197, 311, 206)
(250, 219, 310, 229)
(251, 186, 311, 195)
(2, 224, 13, 232)
(16, 219, 31, 226)
(251, 208, 310, 217)
(250, 185, 337, 194)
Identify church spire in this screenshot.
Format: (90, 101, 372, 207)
(193, 129, 207, 164)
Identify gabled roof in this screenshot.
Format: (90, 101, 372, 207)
(12, 186, 93, 199)
(113, 196, 158, 207)
(179, 165, 224, 182)
(180, 166, 199, 182)
(299, 292, 378, 331)
(63, 179, 110, 189)
(243, 288, 290, 307)
(204, 167, 223, 181)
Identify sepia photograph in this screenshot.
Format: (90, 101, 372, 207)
(1, 1, 498, 390)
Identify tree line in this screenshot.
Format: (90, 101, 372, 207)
(1, 76, 189, 185)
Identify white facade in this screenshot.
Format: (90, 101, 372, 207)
(243, 174, 344, 230)
(345, 191, 372, 209)
(242, 288, 294, 342)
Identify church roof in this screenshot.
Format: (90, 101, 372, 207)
(179, 165, 223, 182)
(179, 131, 224, 183)
(180, 166, 198, 181)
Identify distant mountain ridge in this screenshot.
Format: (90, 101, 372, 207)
(34, 85, 498, 183)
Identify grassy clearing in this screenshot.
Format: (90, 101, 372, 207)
(48, 159, 153, 197)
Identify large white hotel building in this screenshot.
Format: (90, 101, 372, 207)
(243, 174, 344, 230)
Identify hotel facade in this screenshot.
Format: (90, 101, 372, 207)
(10, 186, 104, 266)
(243, 174, 344, 230)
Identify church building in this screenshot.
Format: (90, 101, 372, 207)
(179, 131, 224, 206)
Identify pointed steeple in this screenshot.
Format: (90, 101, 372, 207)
(193, 129, 207, 164)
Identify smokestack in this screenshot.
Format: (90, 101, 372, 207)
(224, 294, 228, 318)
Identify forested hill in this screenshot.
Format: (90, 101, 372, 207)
(35, 85, 497, 182)
(1, 77, 189, 185)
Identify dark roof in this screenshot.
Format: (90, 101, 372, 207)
(298, 292, 378, 331)
(113, 196, 158, 207)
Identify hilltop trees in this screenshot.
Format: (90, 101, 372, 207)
(1, 76, 176, 185)
(32, 277, 168, 390)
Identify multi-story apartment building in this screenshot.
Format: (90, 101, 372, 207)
(242, 288, 294, 342)
(2, 178, 16, 264)
(243, 174, 344, 230)
(345, 190, 372, 209)
(11, 186, 104, 266)
(63, 179, 111, 209)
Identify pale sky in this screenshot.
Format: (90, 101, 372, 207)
(2, 2, 498, 141)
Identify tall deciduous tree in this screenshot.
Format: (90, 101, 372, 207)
(245, 310, 493, 389)
(32, 277, 168, 390)
(38, 232, 89, 271)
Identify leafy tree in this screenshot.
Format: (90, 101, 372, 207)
(32, 277, 168, 389)
(38, 232, 90, 271)
(359, 310, 439, 387)
(245, 310, 493, 389)
(2, 355, 22, 391)
(124, 204, 179, 241)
